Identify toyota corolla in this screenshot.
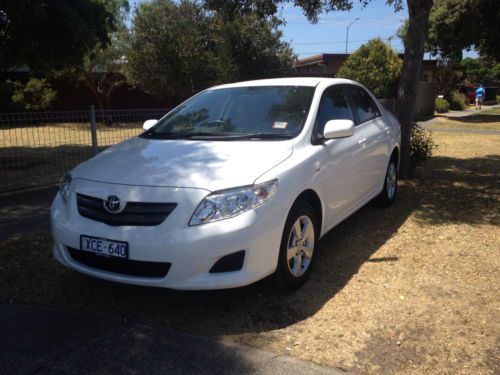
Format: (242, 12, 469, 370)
(51, 78, 401, 290)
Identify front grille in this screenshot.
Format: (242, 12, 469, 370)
(77, 193, 176, 226)
(68, 247, 171, 278)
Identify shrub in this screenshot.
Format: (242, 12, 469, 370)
(336, 38, 402, 98)
(496, 94, 500, 104)
(448, 90, 467, 110)
(10, 78, 57, 111)
(410, 123, 435, 170)
(435, 97, 449, 113)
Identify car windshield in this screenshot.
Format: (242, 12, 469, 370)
(142, 86, 315, 140)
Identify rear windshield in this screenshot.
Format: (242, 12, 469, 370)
(142, 86, 315, 140)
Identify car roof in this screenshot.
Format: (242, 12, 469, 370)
(211, 77, 358, 89)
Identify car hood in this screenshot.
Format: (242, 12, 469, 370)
(73, 136, 293, 191)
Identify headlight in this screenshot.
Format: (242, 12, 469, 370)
(59, 173, 72, 204)
(189, 179, 278, 226)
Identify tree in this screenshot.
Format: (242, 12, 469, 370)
(206, 0, 433, 176)
(125, 0, 229, 98)
(68, 0, 130, 116)
(211, 12, 295, 82)
(459, 57, 500, 84)
(0, 0, 115, 72)
(124, 0, 295, 98)
(9, 78, 57, 111)
(433, 58, 461, 98)
(427, 0, 499, 60)
(337, 38, 402, 98)
(398, 0, 500, 60)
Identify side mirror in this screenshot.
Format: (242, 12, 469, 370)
(323, 119, 355, 139)
(143, 119, 158, 131)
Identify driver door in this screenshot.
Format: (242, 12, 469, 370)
(313, 86, 366, 230)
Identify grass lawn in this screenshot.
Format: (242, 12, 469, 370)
(0, 131, 499, 374)
(431, 107, 500, 130)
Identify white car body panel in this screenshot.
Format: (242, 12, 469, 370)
(73, 137, 293, 191)
(51, 77, 400, 289)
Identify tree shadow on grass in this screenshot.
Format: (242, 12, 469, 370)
(411, 154, 499, 226)
(0, 154, 498, 339)
(445, 111, 500, 124)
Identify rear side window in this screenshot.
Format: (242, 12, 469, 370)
(315, 87, 354, 132)
(347, 87, 380, 124)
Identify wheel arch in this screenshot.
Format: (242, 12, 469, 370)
(391, 146, 400, 170)
(292, 189, 323, 236)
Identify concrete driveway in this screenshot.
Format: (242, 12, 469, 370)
(0, 303, 350, 375)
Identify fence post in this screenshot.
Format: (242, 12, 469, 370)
(89, 105, 98, 156)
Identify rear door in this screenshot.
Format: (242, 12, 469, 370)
(345, 86, 390, 196)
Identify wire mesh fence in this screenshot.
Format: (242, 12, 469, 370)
(0, 108, 169, 193)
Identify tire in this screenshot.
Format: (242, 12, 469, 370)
(374, 156, 398, 208)
(274, 200, 318, 291)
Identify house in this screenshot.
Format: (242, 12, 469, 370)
(293, 53, 437, 82)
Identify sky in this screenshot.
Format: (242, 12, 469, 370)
(277, 1, 408, 57)
(131, 1, 477, 60)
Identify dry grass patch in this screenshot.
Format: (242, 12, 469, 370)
(0, 132, 499, 374)
(0, 122, 142, 148)
(0, 122, 143, 190)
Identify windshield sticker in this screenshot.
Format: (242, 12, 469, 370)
(272, 121, 288, 129)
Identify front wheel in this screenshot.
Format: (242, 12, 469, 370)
(374, 157, 398, 207)
(274, 200, 318, 290)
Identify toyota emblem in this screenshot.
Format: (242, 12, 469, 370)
(104, 195, 122, 213)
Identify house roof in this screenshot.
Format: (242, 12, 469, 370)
(293, 54, 349, 67)
(293, 53, 437, 68)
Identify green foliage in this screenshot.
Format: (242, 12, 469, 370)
(61, 0, 130, 113)
(410, 124, 435, 170)
(398, 0, 500, 60)
(0, 0, 118, 72)
(496, 95, 500, 104)
(9, 78, 57, 111)
(434, 59, 461, 99)
(448, 91, 467, 110)
(459, 57, 500, 85)
(336, 38, 402, 98)
(435, 97, 450, 113)
(124, 0, 295, 98)
(204, 0, 404, 23)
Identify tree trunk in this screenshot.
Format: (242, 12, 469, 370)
(397, 0, 433, 176)
(102, 93, 113, 126)
(83, 69, 106, 124)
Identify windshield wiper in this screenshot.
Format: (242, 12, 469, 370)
(231, 133, 293, 140)
(143, 132, 292, 140)
(144, 132, 250, 140)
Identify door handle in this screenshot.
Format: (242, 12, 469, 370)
(358, 137, 367, 144)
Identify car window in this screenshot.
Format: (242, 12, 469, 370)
(347, 86, 380, 124)
(315, 87, 354, 133)
(143, 86, 315, 140)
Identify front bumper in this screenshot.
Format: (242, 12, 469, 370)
(51, 179, 287, 290)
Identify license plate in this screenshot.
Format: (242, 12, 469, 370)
(80, 235, 128, 259)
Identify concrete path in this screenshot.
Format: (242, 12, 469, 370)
(0, 303, 351, 375)
(0, 185, 57, 241)
(417, 104, 500, 134)
(420, 127, 500, 135)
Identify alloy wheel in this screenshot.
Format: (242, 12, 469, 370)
(286, 215, 315, 277)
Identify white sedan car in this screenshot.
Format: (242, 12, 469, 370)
(51, 78, 400, 290)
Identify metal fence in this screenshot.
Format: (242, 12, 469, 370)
(0, 107, 169, 193)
